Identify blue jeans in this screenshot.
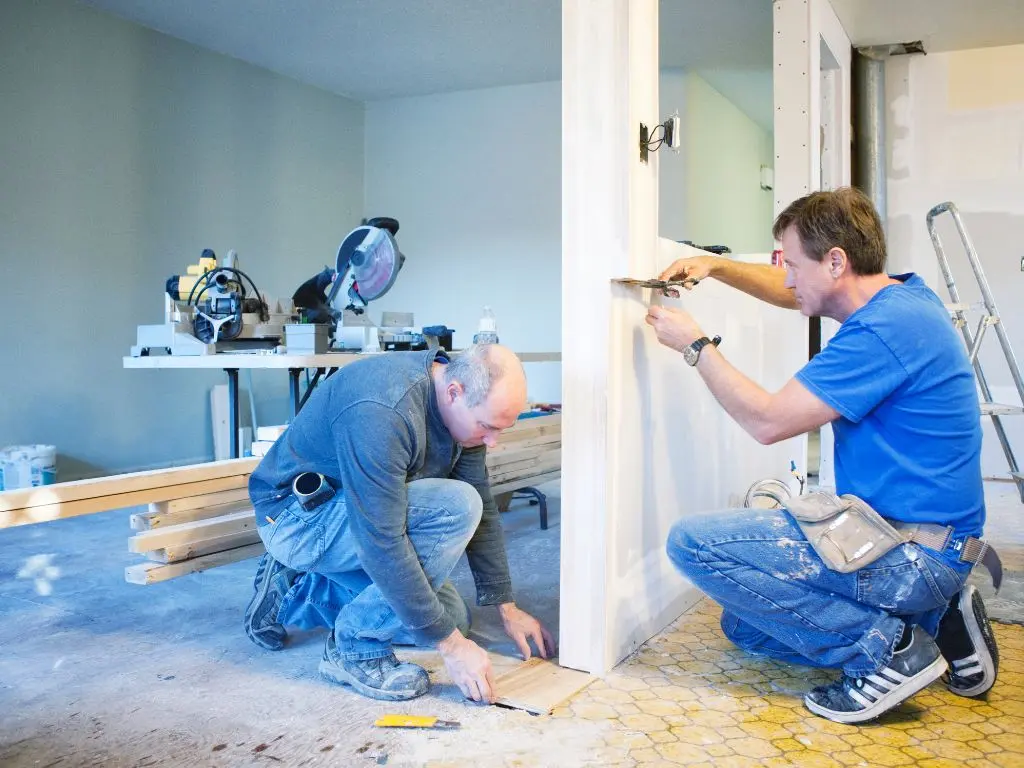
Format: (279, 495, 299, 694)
(258, 478, 483, 661)
(666, 508, 972, 678)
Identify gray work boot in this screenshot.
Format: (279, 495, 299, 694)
(318, 632, 429, 701)
(244, 553, 300, 651)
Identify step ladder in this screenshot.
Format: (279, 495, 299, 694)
(927, 201, 1024, 501)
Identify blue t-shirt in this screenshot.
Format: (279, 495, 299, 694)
(795, 273, 985, 537)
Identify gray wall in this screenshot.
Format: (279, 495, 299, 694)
(0, 0, 364, 479)
(364, 82, 563, 404)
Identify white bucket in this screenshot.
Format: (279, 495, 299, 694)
(0, 444, 57, 491)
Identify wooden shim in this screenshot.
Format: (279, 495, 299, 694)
(490, 470, 561, 495)
(125, 542, 265, 585)
(149, 529, 262, 563)
(128, 510, 256, 553)
(0, 457, 257, 514)
(133, 498, 252, 530)
(494, 658, 594, 715)
(1, 475, 250, 530)
(153, 487, 251, 515)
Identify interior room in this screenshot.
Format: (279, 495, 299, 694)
(2, 1, 1024, 766)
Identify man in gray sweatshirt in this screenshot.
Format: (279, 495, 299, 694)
(244, 344, 554, 702)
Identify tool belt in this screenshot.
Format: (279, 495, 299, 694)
(892, 521, 1003, 592)
(786, 491, 1002, 590)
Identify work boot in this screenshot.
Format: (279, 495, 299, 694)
(244, 553, 299, 651)
(318, 632, 429, 701)
(936, 584, 999, 697)
(804, 625, 947, 724)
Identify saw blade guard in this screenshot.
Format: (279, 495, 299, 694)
(329, 224, 405, 308)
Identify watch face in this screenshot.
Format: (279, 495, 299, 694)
(682, 345, 698, 366)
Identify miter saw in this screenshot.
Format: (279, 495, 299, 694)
(291, 217, 406, 349)
(129, 218, 406, 356)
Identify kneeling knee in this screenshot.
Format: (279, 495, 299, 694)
(408, 478, 483, 530)
(665, 518, 704, 577)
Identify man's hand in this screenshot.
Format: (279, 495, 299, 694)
(498, 603, 556, 660)
(645, 305, 705, 353)
(438, 629, 495, 703)
(658, 255, 720, 295)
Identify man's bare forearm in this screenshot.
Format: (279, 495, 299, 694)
(711, 259, 798, 309)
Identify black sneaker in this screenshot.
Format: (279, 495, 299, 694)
(244, 553, 299, 651)
(936, 584, 999, 697)
(318, 633, 429, 701)
(804, 625, 947, 724)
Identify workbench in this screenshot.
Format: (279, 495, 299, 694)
(123, 351, 561, 458)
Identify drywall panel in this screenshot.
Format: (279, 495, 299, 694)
(563, 0, 811, 675)
(604, 238, 808, 665)
(773, 0, 852, 487)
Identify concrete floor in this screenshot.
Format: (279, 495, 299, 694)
(1, 480, 1022, 767)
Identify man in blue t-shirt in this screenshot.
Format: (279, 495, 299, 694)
(646, 187, 999, 724)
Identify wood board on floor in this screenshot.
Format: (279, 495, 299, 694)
(493, 658, 594, 715)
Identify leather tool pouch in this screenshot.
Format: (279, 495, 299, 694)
(786, 491, 907, 573)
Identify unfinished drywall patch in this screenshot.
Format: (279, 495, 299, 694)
(886, 44, 1024, 478)
(948, 46, 1024, 111)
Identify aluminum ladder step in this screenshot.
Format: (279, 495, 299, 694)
(980, 402, 1024, 416)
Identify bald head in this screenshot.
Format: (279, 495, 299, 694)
(438, 344, 528, 447)
(444, 344, 526, 409)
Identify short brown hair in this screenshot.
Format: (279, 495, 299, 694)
(772, 187, 887, 275)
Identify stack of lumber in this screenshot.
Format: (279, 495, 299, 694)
(0, 458, 259, 586)
(125, 485, 263, 585)
(485, 413, 561, 494)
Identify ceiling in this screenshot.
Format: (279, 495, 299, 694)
(830, 0, 1024, 53)
(76, 0, 776, 129)
(73, 1, 1024, 135)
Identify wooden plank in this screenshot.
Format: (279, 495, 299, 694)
(134, 495, 252, 530)
(0, 458, 256, 513)
(486, 433, 562, 459)
(503, 414, 561, 433)
(489, 455, 561, 485)
(494, 658, 594, 715)
(128, 510, 256, 553)
(125, 543, 265, 585)
(161, 487, 251, 515)
(1, 475, 250, 530)
(487, 449, 561, 478)
(490, 470, 561, 495)
(494, 424, 561, 444)
(149, 529, 262, 563)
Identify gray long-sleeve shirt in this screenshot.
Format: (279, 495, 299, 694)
(248, 349, 513, 644)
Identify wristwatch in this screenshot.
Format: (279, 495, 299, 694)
(683, 335, 722, 366)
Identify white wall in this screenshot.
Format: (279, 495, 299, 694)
(659, 71, 775, 253)
(886, 44, 1024, 478)
(684, 73, 775, 253)
(0, 0, 364, 478)
(363, 82, 562, 403)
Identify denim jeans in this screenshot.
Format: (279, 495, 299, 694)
(258, 478, 483, 661)
(666, 508, 972, 678)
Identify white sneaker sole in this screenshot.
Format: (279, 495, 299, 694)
(804, 655, 948, 724)
(951, 585, 997, 697)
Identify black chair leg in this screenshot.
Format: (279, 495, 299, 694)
(513, 487, 549, 530)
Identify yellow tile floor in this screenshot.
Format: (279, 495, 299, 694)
(548, 599, 1024, 768)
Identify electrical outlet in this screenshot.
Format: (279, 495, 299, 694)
(639, 123, 649, 163)
(668, 114, 681, 149)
